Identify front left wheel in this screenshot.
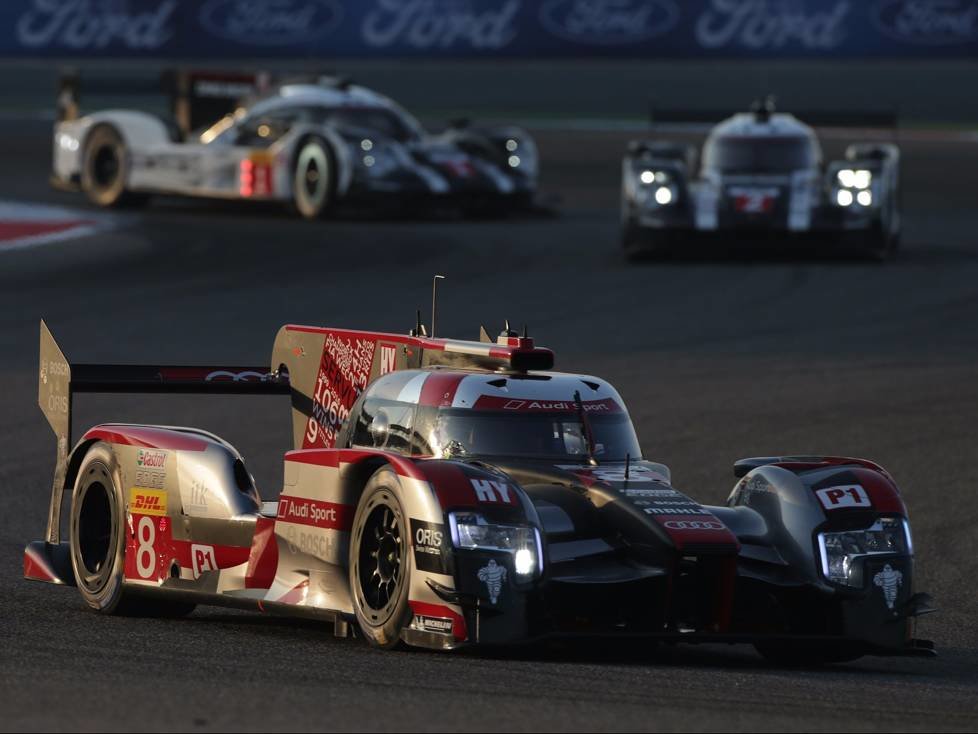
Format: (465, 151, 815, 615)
(292, 136, 336, 219)
(349, 468, 412, 649)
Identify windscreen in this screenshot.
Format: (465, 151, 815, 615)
(703, 135, 817, 173)
(414, 409, 643, 462)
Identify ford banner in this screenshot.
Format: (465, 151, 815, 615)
(1, 0, 976, 59)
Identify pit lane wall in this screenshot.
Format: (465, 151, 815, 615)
(1, 0, 977, 60)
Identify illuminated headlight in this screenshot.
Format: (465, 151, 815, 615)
(508, 155, 520, 168)
(502, 136, 537, 177)
(856, 190, 872, 207)
(58, 133, 79, 151)
(640, 169, 655, 185)
(838, 168, 872, 189)
(654, 186, 673, 205)
(817, 517, 912, 587)
(449, 512, 543, 577)
(837, 189, 853, 207)
(357, 143, 400, 176)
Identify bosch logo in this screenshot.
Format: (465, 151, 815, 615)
(664, 520, 725, 531)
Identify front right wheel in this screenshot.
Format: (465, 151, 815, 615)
(292, 136, 335, 219)
(349, 468, 412, 648)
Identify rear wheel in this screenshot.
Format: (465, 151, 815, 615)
(292, 136, 335, 219)
(80, 125, 147, 208)
(349, 468, 412, 649)
(68, 442, 194, 617)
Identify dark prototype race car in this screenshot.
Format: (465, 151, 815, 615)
(621, 100, 902, 260)
(26, 319, 934, 663)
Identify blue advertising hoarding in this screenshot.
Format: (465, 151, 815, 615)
(1, 0, 976, 59)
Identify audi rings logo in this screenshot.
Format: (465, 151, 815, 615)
(664, 520, 725, 531)
(205, 370, 269, 382)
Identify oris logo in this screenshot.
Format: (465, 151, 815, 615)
(872, 0, 978, 45)
(199, 0, 343, 45)
(664, 520, 725, 531)
(540, 0, 679, 44)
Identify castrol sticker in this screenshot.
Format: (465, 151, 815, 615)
(816, 485, 871, 510)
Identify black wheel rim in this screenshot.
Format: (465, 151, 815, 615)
(92, 145, 119, 188)
(304, 157, 320, 197)
(74, 463, 117, 594)
(357, 502, 403, 617)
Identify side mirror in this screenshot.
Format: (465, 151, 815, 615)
(368, 410, 390, 448)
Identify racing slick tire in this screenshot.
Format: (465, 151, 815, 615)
(754, 641, 866, 666)
(292, 136, 336, 219)
(68, 442, 194, 617)
(80, 125, 148, 208)
(349, 467, 412, 649)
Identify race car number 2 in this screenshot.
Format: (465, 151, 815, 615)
(816, 484, 871, 510)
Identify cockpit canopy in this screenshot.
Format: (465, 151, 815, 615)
(702, 112, 821, 174)
(340, 370, 643, 462)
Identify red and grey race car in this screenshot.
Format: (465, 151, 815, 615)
(26, 320, 934, 662)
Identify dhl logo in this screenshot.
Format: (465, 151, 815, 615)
(129, 488, 167, 517)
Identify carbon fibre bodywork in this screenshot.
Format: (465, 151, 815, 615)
(26, 321, 933, 658)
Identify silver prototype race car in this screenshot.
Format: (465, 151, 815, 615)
(51, 70, 538, 218)
(621, 99, 901, 259)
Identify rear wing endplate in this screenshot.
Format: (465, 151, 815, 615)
(38, 320, 289, 544)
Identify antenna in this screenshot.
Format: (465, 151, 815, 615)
(431, 274, 446, 338)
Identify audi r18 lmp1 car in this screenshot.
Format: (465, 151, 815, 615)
(620, 99, 901, 260)
(51, 71, 537, 218)
(26, 320, 934, 663)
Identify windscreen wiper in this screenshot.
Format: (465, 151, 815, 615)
(574, 390, 598, 467)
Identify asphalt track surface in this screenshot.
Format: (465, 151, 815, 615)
(1, 119, 977, 732)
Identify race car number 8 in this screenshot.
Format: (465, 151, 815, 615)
(136, 516, 156, 578)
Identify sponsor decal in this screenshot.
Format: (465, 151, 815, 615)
(643, 506, 709, 515)
(361, 0, 520, 50)
(873, 0, 978, 45)
(663, 519, 726, 531)
(200, 0, 343, 45)
(622, 487, 677, 496)
(478, 396, 621, 412)
(411, 519, 450, 574)
(379, 343, 398, 375)
(136, 449, 167, 469)
(135, 468, 165, 490)
(694, 0, 850, 50)
(470, 478, 516, 504)
(205, 369, 269, 382)
(477, 559, 507, 604)
(415, 614, 454, 634)
(281, 525, 340, 559)
(729, 186, 779, 213)
(561, 466, 669, 484)
(191, 544, 218, 579)
(277, 495, 353, 530)
(304, 333, 375, 449)
(16, 0, 178, 50)
(540, 0, 679, 45)
(816, 484, 871, 510)
(129, 487, 167, 517)
(186, 478, 209, 512)
(873, 563, 903, 609)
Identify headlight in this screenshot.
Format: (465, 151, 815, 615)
(817, 517, 912, 587)
(838, 169, 872, 190)
(449, 512, 543, 577)
(634, 168, 676, 207)
(357, 140, 401, 177)
(504, 136, 537, 176)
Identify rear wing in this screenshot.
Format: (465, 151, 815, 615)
(648, 104, 899, 131)
(38, 320, 289, 544)
(56, 69, 271, 137)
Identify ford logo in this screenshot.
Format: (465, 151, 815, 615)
(200, 0, 343, 46)
(539, 0, 679, 45)
(872, 0, 978, 45)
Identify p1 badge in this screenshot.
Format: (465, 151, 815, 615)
(816, 484, 871, 510)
